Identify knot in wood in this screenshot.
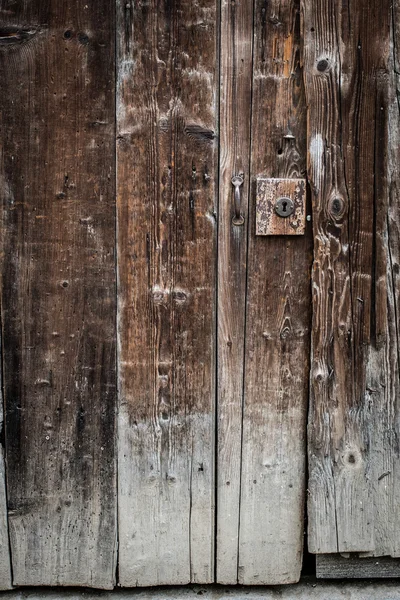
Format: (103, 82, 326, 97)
(328, 195, 346, 220)
(78, 32, 89, 45)
(151, 287, 169, 305)
(343, 448, 362, 468)
(316, 57, 331, 73)
(172, 289, 188, 304)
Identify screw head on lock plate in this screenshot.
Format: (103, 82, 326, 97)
(275, 196, 294, 217)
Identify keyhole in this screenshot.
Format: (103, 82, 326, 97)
(275, 196, 294, 217)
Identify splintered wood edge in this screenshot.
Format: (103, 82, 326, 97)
(256, 177, 306, 236)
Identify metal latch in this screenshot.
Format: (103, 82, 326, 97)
(256, 178, 306, 235)
(231, 174, 245, 226)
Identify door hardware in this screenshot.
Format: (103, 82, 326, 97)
(256, 178, 306, 235)
(275, 197, 294, 217)
(231, 174, 244, 225)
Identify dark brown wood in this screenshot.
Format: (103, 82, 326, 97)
(116, 0, 218, 586)
(0, 0, 117, 588)
(317, 555, 400, 579)
(303, 0, 400, 557)
(238, 0, 313, 584)
(216, 0, 253, 584)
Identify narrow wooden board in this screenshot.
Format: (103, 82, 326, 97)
(216, 0, 253, 584)
(304, 0, 400, 557)
(0, 343, 11, 590)
(0, 2, 117, 588)
(0, 449, 11, 590)
(116, 0, 218, 586)
(389, 0, 400, 563)
(238, 0, 312, 584)
(316, 555, 400, 579)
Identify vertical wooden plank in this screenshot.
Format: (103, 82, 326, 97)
(238, 0, 311, 585)
(390, 0, 400, 560)
(0, 0, 117, 588)
(0, 76, 13, 588)
(0, 453, 11, 590)
(216, 0, 253, 584)
(238, 0, 312, 584)
(0, 337, 11, 589)
(304, 0, 400, 557)
(116, 0, 218, 586)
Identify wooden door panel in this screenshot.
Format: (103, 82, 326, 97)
(0, 354, 10, 590)
(216, 0, 253, 584)
(303, 0, 400, 559)
(2, 0, 398, 586)
(116, 0, 218, 586)
(0, 0, 117, 588)
(237, 0, 313, 584)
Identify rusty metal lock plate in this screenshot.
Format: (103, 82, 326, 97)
(256, 178, 306, 236)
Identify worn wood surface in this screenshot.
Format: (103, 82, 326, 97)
(389, 0, 400, 562)
(0, 342, 11, 590)
(1, 0, 399, 587)
(256, 178, 306, 236)
(238, 0, 312, 584)
(304, 0, 400, 558)
(0, 450, 11, 590)
(216, 0, 253, 584)
(316, 554, 400, 579)
(117, 0, 218, 586)
(0, 0, 117, 588)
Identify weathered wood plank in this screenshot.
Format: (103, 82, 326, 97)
(0, 1, 117, 588)
(116, 0, 218, 586)
(303, 0, 400, 557)
(0, 451, 11, 590)
(316, 554, 400, 579)
(390, 0, 400, 561)
(216, 0, 253, 584)
(238, 0, 312, 584)
(0, 338, 11, 590)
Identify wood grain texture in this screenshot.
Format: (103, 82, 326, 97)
(238, 0, 312, 584)
(389, 0, 400, 563)
(216, 0, 253, 584)
(0, 339, 11, 590)
(0, 0, 117, 588)
(316, 554, 400, 579)
(0, 450, 11, 590)
(304, 0, 400, 557)
(116, 0, 218, 586)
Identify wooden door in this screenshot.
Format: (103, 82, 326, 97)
(0, 0, 399, 590)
